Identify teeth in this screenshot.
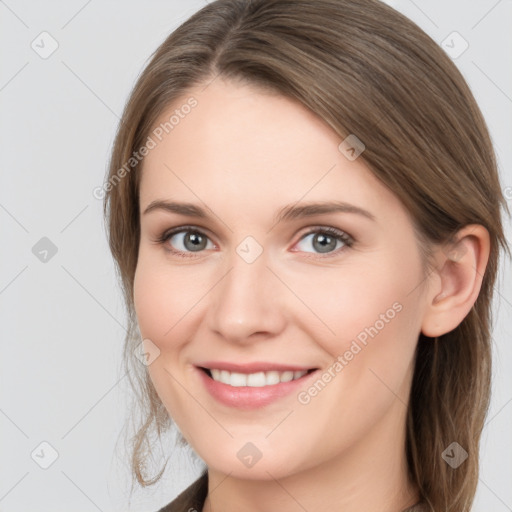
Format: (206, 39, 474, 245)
(230, 372, 247, 387)
(266, 371, 281, 385)
(208, 368, 308, 387)
(281, 371, 294, 382)
(247, 372, 266, 387)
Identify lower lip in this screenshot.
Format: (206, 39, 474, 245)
(197, 367, 317, 409)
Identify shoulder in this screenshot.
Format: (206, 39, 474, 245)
(156, 471, 208, 512)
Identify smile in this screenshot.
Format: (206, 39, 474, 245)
(196, 363, 318, 409)
(208, 368, 309, 387)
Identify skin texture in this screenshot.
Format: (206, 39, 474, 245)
(133, 78, 490, 512)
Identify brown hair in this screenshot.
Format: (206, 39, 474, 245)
(103, 0, 510, 510)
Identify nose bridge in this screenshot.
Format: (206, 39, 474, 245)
(207, 244, 283, 342)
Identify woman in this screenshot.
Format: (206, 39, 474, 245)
(103, 0, 509, 510)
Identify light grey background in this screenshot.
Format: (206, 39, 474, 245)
(0, 1, 510, 511)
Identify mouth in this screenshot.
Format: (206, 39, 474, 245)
(199, 367, 316, 388)
(199, 367, 316, 387)
(195, 363, 319, 409)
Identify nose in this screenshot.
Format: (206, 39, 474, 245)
(206, 249, 286, 345)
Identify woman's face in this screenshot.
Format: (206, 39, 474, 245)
(134, 78, 432, 480)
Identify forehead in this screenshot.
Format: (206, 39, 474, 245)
(139, 78, 403, 225)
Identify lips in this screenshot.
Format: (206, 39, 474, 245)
(196, 362, 318, 409)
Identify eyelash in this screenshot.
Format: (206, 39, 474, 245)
(154, 225, 354, 259)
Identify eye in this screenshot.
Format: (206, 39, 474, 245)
(155, 225, 353, 258)
(293, 227, 353, 256)
(157, 226, 215, 257)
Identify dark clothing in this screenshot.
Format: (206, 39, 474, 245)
(157, 471, 208, 512)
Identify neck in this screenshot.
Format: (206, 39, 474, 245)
(202, 399, 420, 512)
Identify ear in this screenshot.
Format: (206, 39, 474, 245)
(421, 224, 491, 337)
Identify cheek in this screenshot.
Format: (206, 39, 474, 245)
(133, 251, 212, 353)
(133, 256, 184, 346)
(133, 262, 167, 341)
(285, 250, 425, 385)
(294, 259, 420, 337)
(132, 255, 200, 417)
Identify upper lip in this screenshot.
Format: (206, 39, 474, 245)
(197, 361, 318, 373)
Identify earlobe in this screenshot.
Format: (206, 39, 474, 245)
(421, 224, 490, 338)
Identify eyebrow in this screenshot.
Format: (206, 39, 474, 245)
(142, 199, 376, 224)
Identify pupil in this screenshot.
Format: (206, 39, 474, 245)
(315, 233, 336, 253)
(186, 232, 205, 251)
